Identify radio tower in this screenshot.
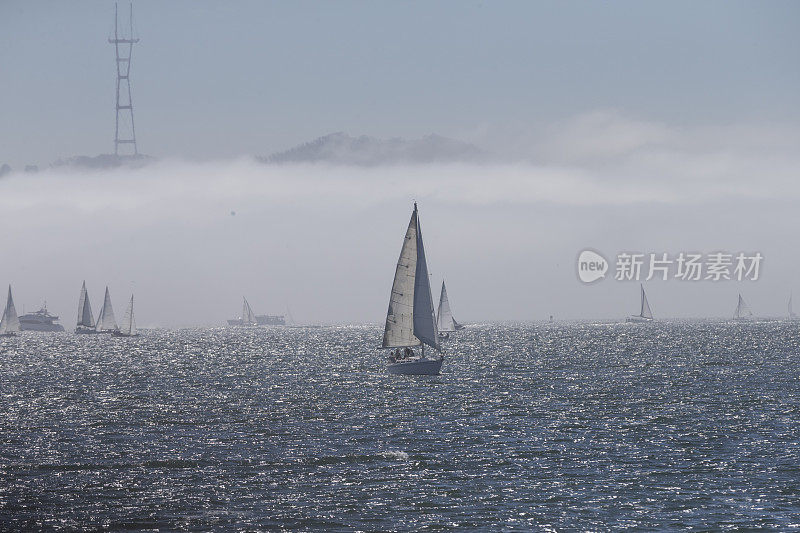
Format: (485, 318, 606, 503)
(109, 3, 139, 156)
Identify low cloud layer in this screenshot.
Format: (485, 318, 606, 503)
(2, 112, 798, 327)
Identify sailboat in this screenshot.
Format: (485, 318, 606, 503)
(436, 280, 463, 340)
(229, 296, 260, 327)
(626, 284, 654, 322)
(733, 293, 753, 321)
(226, 297, 280, 326)
(789, 293, 798, 321)
(95, 286, 119, 333)
(0, 286, 21, 338)
(75, 281, 99, 334)
(382, 203, 443, 375)
(112, 295, 138, 337)
(243, 297, 258, 326)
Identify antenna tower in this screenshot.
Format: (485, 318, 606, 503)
(109, 3, 139, 156)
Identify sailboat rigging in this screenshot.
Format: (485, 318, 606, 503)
(0, 286, 21, 338)
(241, 297, 258, 326)
(75, 281, 99, 334)
(113, 295, 139, 337)
(95, 287, 119, 333)
(733, 293, 753, 321)
(626, 284, 654, 322)
(436, 280, 463, 339)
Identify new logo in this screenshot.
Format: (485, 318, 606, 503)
(577, 249, 608, 283)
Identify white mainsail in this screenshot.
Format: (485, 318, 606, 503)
(0, 286, 20, 335)
(790, 293, 797, 319)
(242, 297, 257, 326)
(639, 284, 653, 319)
(76, 281, 95, 328)
(437, 281, 457, 333)
(95, 286, 118, 332)
(734, 294, 753, 319)
(120, 295, 137, 336)
(383, 203, 439, 350)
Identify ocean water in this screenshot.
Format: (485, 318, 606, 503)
(1, 322, 799, 531)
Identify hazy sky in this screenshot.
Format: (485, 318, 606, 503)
(1, 2, 799, 327)
(1, 1, 799, 166)
(1, 127, 798, 326)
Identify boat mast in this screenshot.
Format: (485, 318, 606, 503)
(127, 295, 134, 334)
(640, 284, 646, 317)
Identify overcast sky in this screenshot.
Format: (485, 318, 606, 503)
(1, 1, 799, 166)
(1, 2, 799, 326)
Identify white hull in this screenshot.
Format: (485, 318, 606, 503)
(626, 316, 653, 323)
(387, 358, 443, 375)
(75, 327, 102, 335)
(21, 323, 65, 332)
(0, 332, 17, 338)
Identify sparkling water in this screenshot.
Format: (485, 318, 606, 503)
(1, 322, 799, 530)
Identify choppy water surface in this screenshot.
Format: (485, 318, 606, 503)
(1, 322, 799, 530)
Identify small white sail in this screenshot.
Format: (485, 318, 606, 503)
(640, 285, 653, 319)
(789, 293, 797, 319)
(734, 294, 753, 319)
(242, 297, 257, 326)
(120, 295, 137, 336)
(0, 285, 21, 335)
(437, 281, 457, 333)
(95, 286, 118, 332)
(383, 203, 439, 350)
(76, 281, 95, 328)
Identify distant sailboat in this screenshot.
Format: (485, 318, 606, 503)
(95, 286, 119, 333)
(789, 293, 798, 321)
(733, 293, 753, 321)
(436, 280, 463, 339)
(226, 297, 283, 326)
(236, 297, 259, 326)
(626, 284, 654, 322)
(383, 203, 443, 375)
(75, 281, 98, 334)
(0, 286, 21, 337)
(113, 295, 139, 337)
(285, 302, 296, 326)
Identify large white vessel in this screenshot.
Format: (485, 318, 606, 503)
(382, 203, 443, 375)
(19, 304, 65, 332)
